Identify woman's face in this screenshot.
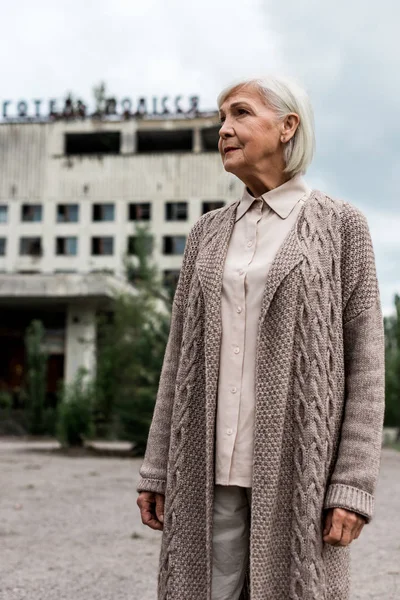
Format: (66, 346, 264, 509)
(218, 86, 286, 180)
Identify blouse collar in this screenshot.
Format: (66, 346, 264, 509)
(235, 173, 312, 222)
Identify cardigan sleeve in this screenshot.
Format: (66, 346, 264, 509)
(323, 202, 385, 523)
(136, 215, 206, 495)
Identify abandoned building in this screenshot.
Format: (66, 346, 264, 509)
(0, 101, 241, 399)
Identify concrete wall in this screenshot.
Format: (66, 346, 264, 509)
(0, 118, 242, 278)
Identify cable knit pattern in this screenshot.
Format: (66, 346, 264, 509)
(137, 190, 385, 600)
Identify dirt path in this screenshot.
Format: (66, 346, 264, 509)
(0, 440, 399, 600)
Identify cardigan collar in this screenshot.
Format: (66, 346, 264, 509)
(235, 173, 312, 222)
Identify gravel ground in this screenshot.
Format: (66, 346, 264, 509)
(0, 439, 399, 600)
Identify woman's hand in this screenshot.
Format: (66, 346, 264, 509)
(322, 507, 367, 546)
(137, 491, 165, 531)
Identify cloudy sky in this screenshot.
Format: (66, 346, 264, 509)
(1, 0, 399, 314)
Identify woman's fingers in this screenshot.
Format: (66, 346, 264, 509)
(155, 493, 165, 524)
(137, 492, 164, 531)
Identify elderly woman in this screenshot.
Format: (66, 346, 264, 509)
(136, 74, 385, 600)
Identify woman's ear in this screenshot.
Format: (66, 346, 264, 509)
(282, 113, 300, 141)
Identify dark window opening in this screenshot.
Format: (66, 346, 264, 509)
(201, 126, 220, 152)
(0, 238, 6, 255)
(128, 203, 151, 221)
(65, 132, 121, 155)
(19, 237, 42, 256)
(137, 129, 192, 153)
(92, 203, 115, 222)
(21, 204, 42, 222)
(165, 202, 188, 221)
(202, 201, 225, 214)
(127, 235, 153, 255)
(163, 235, 186, 255)
(56, 237, 78, 256)
(57, 204, 79, 223)
(0, 205, 8, 223)
(91, 237, 114, 256)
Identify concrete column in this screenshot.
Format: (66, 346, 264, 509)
(193, 128, 202, 153)
(65, 304, 96, 383)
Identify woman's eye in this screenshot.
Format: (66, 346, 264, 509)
(237, 109, 248, 115)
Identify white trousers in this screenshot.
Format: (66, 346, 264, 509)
(211, 485, 252, 600)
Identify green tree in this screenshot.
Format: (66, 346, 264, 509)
(94, 223, 172, 453)
(24, 320, 48, 435)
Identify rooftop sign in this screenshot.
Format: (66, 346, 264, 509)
(1, 94, 205, 122)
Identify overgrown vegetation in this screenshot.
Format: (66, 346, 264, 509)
(2, 232, 400, 451)
(56, 367, 95, 447)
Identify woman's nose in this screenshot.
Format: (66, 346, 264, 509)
(219, 120, 234, 139)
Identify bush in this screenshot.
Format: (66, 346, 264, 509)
(56, 368, 95, 448)
(0, 390, 13, 412)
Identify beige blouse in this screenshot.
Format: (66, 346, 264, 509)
(215, 173, 312, 487)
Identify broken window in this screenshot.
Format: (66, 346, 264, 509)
(57, 204, 79, 223)
(163, 235, 186, 255)
(19, 237, 42, 256)
(92, 204, 115, 222)
(65, 132, 121, 155)
(202, 201, 225, 214)
(201, 126, 220, 152)
(21, 204, 43, 222)
(91, 237, 114, 256)
(128, 203, 151, 221)
(0, 205, 8, 223)
(137, 129, 193, 153)
(55, 237, 78, 256)
(165, 202, 188, 221)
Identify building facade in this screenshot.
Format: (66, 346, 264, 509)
(0, 110, 241, 396)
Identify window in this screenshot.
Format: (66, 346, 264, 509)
(165, 202, 188, 221)
(92, 203, 115, 222)
(127, 235, 153, 256)
(56, 237, 78, 256)
(57, 204, 79, 223)
(201, 126, 220, 152)
(128, 203, 151, 221)
(0, 205, 8, 223)
(202, 201, 225, 214)
(21, 204, 42, 222)
(91, 237, 114, 256)
(19, 237, 42, 256)
(163, 235, 186, 255)
(137, 129, 193, 153)
(65, 132, 121, 155)
(0, 238, 6, 255)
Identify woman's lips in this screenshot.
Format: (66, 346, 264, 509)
(225, 148, 239, 154)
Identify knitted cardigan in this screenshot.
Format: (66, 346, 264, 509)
(137, 190, 385, 600)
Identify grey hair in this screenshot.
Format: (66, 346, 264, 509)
(217, 74, 316, 177)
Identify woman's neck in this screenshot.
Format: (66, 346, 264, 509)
(244, 171, 290, 197)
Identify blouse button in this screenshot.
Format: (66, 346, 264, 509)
(231, 387, 237, 393)
(236, 306, 242, 313)
(227, 428, 233, 436)
(247, 240, 253, 247)
(234, 347, 240, 354)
